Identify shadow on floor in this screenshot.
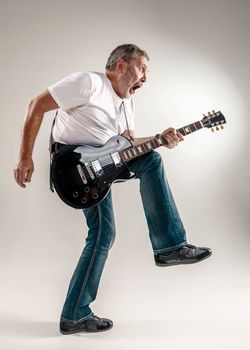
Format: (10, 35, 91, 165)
(0, 317, 59, 338)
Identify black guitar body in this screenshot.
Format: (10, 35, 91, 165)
(51, 135, 133, 209)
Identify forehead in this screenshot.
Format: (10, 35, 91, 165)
(132, 54, 149, 67)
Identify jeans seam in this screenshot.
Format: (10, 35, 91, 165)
(72, 205, 102, 322)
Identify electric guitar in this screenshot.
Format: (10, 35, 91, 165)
(51, 110, 226, 209)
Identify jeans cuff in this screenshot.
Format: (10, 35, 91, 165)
(153, 241, 187, 255)
(60, 312, 93, 324)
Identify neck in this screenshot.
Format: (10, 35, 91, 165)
(119, 119, 204, 163)
(106, 71, 124, 99)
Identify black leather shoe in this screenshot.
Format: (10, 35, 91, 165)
(60, 314, 113, 334)
(154, 244, 212, 267)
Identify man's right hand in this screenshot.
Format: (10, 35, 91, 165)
(14, 158, 34, 188)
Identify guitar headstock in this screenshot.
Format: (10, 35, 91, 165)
(202, 110, 226, 132)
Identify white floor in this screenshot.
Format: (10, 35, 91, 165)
(1, 252, 250, 350)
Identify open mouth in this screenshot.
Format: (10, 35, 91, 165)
(130, 84, 142, 94)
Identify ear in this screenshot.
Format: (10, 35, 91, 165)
(115, 59, 127, 74)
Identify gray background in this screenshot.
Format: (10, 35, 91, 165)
(0, 0, 249, 349)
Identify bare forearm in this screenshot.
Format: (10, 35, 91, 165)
(133, 135, 154, 146)
(14, 89, 58, 188)
(133, 128, 184, 149)
(19, 100, 44, 160)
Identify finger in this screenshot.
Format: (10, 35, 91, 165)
(25, 168, 33, 182)
(20, 169, 28, 186)
(167, 133, 179, 144)
(19, 167, 30, 187)
(167, 127, 176, 134)
(14, 169, 26, 188)
(15, 168, 22, 185)
(177, 131, 184, 141)
(19, 172, 27, 187)
(170, 131, 181, 142)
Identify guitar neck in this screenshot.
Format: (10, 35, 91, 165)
(120, 119, 204, 163)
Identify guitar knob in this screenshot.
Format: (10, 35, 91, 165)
(72, 191, 79, 198)
(93, 193, 99, 199)
(84, 187, 90, 192)
(81, 197, 87, 204)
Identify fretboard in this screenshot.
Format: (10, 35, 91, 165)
(120, 119, 204, 163)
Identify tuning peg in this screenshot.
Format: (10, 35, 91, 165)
(208, 111, 211, 115)
(212, 110, 215, 113)
(220, 125, 224, 130)
(211, 128, 215, 132)
(216, 126, 219, 131)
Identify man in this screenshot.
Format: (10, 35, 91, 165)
(14, 44, 212, 334)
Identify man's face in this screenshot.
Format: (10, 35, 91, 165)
(119, 55, 149, 98)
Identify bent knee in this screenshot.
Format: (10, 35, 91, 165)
(108, 229, 116, 249)
(100, 228, 116, 250)
(145, 150, 163, 167)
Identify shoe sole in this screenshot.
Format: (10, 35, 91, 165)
(60, 324, 113, 335)
(155, 251, 212, 267)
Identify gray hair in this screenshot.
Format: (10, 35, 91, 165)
(105, 44, 149, 71)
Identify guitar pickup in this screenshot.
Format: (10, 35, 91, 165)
(76, 164, 88, 184)
(111, 152, 122, 166)
(90, 160, 104, 177)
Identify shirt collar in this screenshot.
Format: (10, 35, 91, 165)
(104, 73, 130, 109)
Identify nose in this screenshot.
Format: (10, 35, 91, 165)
(141, 70, 148, 83)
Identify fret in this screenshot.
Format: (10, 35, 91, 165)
(189, 123, 197, 132)
(133, 146, 139, 156)
(155, 137, 163, 147)
(142, 143, 148, 153)
(151, 139, 157, 148)
(119, 151, 125, 163)
(194, 121, 203, 130)
(131, 147, 137, 157)
(143, 143, 149, 153)
(123, 150, 129, 161)
(152, 138, 158, 148)
(146, 141, 153, 150)
(127, 149, 133, 159)
(183, 125, 191, 134)
(137, 145, 143, 154)
(149, 138, 154, 148)
(178, 127, 186, 136)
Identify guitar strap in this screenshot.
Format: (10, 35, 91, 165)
(122, 101, 134, 142)
(121, 101, 136, 180)
(49, 110, 58, 192)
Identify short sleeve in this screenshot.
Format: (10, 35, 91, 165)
(48, 72, 92, 110)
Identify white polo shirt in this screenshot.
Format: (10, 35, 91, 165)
(48, 71, 135, 146)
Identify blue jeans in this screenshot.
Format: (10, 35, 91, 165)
(60, 151, 187, 323)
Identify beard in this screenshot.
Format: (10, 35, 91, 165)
(120, 66, 140, 97)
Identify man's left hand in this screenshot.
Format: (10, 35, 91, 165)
(161, 128, 184, 149)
